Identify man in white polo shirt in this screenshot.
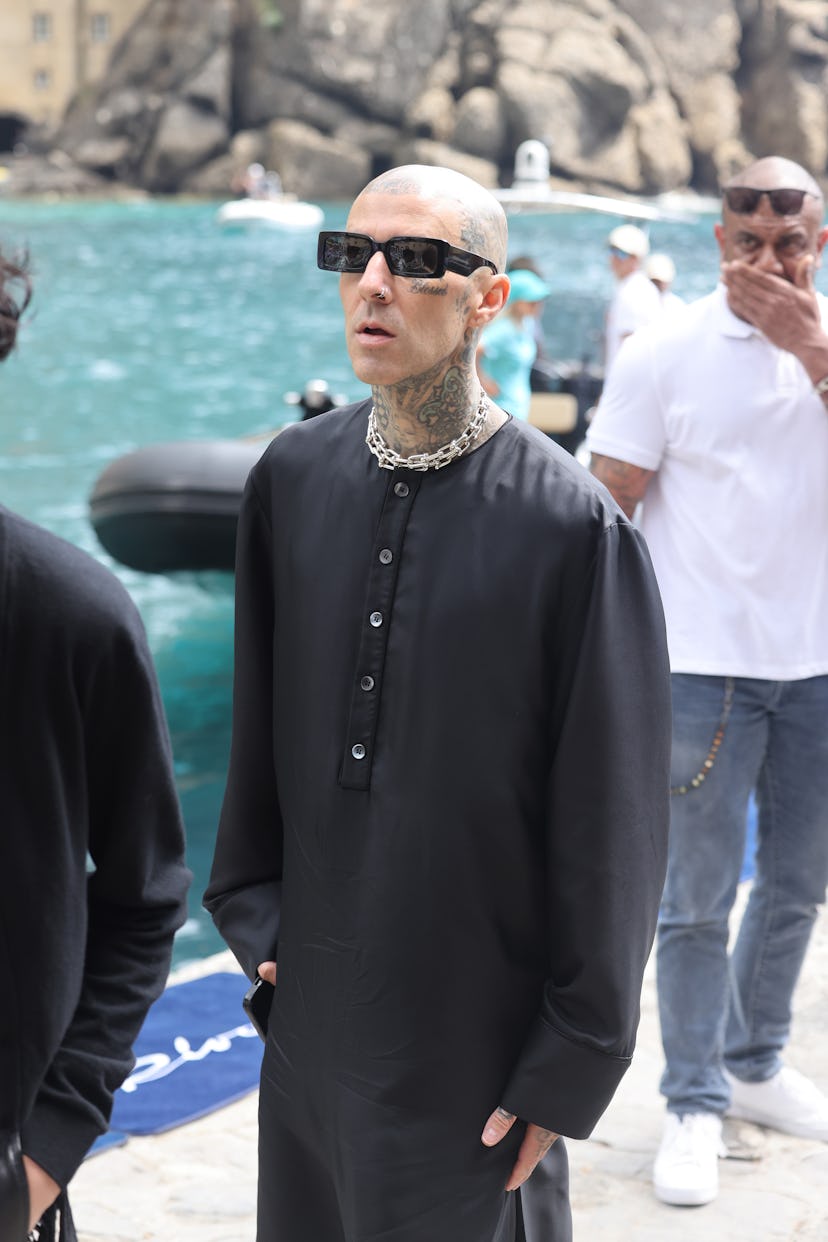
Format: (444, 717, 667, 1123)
(604, 223, 661, 376)
(587, 156, 828, 1208)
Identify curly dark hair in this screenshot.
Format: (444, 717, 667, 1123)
(0, 252, 32, 362)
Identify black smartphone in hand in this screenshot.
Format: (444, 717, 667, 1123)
(242, 975, 275, 1042)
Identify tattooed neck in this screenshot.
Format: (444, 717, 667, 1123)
(372, 367, 486, 455)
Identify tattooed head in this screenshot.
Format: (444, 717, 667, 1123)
(340, 165, 510, 432)
(355, 165, 508, 276)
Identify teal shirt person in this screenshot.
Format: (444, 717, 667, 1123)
(477, 267, 551, 420)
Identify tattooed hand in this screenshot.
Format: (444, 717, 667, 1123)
(481, 1106, 559, 1191)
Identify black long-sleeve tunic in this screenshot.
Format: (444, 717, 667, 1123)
(205, 403, 671, 1242)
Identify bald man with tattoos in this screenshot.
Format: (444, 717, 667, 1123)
(588, 156, 828, 1209)
(206, 164, 671, 1242)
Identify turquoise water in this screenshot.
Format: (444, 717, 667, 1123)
(0, 196, 730, 965)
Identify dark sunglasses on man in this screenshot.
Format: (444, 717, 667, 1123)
(722, 187, 818, 216)
(317, 231, 499, 279)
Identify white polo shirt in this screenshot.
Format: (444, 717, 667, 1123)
(604, 269, 661, 376)
(587, 284, 828, 680)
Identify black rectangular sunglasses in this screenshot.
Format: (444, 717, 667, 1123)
(317, 231, 498, 278)
(723, 187, 818, 216)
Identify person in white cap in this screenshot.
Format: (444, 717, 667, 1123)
(604, 223, 661, 376)
(646, 253, 686, 319)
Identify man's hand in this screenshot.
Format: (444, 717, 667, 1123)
(22, 1155, 60, 1232)
(720, 254, 827, 361)
(257, 960, 277, 985)
(481, 1106, 559, 1192)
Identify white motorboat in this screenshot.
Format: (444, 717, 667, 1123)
(494, 140, 698, 223)
(216, 196, 324, 230)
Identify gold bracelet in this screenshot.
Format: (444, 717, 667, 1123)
(814, 375, 828, 395)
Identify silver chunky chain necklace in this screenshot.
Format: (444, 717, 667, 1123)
(365, 389, 489, 472)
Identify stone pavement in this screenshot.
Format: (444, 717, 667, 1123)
(71, 892, 828, 1241)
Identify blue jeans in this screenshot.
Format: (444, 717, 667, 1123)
(657, 674, 828, 1115)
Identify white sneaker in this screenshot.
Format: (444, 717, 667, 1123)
(725, 1066, 828, 1141)
(653, 1112, 725, 1206)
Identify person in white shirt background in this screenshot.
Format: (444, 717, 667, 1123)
(646, 252, 686, 319)
(603, 223, 661, 377)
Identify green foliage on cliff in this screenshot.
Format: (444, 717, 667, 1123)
(257, 0, 283, 29)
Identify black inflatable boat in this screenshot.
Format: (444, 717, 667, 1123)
(89, 381, 346, 574)
(89, 434, 271, 574)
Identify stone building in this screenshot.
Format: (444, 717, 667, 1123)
(0, 0, 148, 148)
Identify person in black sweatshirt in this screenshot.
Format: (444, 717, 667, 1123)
(0, 252, 191, 1241)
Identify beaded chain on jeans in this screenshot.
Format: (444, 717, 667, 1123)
(671, 676, 735, 795)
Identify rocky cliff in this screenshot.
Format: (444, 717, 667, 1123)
(10, 0, 828, 198)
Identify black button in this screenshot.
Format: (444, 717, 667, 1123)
(360, 675, 375, 691)
(394, 481, 410, 497)
(379, 548, 393, 565)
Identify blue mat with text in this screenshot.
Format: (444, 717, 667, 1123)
(108, 971, 262, 1135)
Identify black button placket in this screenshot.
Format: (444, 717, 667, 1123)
(339, 471, 421, 789)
